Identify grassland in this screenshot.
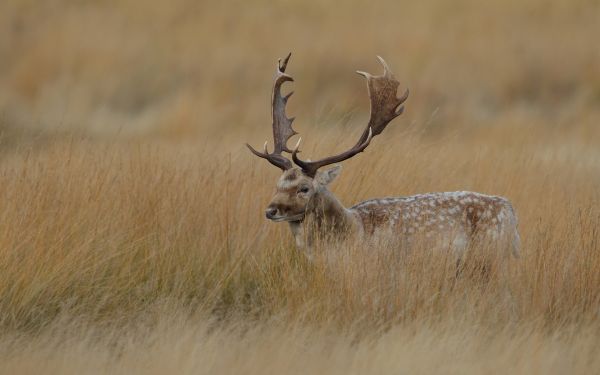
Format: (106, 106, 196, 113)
(0, 0, 599, 373)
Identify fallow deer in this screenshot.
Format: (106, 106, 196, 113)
(247, 53, 520, 262)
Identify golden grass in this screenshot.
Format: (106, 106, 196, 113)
(0, 0, 599, 373)
(0, 130, 598, 373)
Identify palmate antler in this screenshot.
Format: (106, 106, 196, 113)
(292, 56, 409, 177)
(248, 54, 408, 176)
(246, 53, 297, 171)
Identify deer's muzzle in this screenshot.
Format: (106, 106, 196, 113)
(265, 204, 304, 222)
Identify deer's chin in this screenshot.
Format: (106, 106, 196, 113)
(270, 214, 305, 223)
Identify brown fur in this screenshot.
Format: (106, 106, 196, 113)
(265, 168, 521, 259)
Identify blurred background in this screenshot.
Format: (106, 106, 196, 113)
(1, 0, 598, 151)
(1, 3, 600, 372)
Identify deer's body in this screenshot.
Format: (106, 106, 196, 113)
(274, 168, 520, 259)
(247, 54, 520, 261)
(353, 191, 518, 249)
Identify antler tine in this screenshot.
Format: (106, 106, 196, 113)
(246, 53, 297, 171)
(279, 52, 292, 72)
(355, 56, 409, 146)
(292, 56, 408, 177)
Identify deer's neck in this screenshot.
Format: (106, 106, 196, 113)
(288, 188, 359, 253)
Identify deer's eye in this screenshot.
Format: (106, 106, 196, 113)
(298, 186, 310, 194)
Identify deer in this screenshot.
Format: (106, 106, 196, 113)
(246, 53, 520, 266)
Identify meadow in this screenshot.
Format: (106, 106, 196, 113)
(0, 0, 599, 373)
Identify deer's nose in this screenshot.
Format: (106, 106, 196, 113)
(265, 207, 278, 219)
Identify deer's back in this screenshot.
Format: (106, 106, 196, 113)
(351, 191, 519, 256)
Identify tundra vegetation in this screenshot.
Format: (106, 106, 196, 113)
(0, 0, 599, 373)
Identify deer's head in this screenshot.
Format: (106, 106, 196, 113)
(247, 53, 408, 223)
(264, 166, 341, 222)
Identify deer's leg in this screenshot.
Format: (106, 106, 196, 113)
(289, 221, 316, 261)
(455, 257, 464, 279)
(452, 232, 469, 278)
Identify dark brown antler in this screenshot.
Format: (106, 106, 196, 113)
(246, 53, 297, 170)
(292, 56, 408, 177)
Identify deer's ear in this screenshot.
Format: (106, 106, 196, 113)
(315, 165, 342, 186)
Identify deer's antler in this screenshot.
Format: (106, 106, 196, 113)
(292, 56, 408, 177)
(246, 53, 297, 171)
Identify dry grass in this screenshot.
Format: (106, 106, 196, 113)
(0, 0, 599, 373)
(0, 133, 598, 373)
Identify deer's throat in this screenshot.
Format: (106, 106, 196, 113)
(305, 189, 355, 231)
(289, 190, 359, 252)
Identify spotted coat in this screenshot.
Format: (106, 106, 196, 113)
(351, 191, 520, 257)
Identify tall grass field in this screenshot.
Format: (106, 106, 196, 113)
(0, 0, 599, 373)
